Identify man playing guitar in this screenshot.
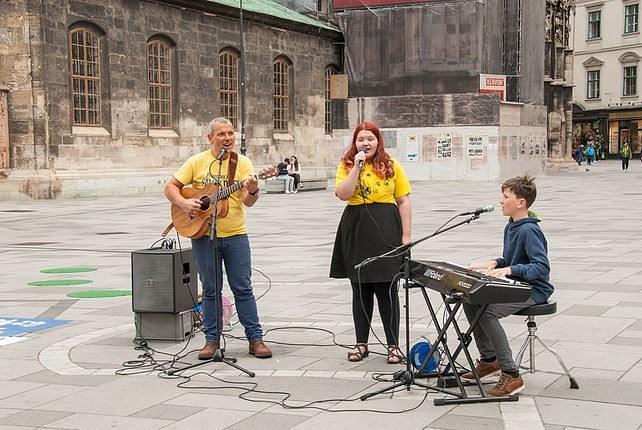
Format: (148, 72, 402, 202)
(164, 117, 272, 360)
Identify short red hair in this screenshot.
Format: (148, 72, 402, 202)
(342, 121, 394, 179)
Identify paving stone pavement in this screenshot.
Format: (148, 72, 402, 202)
(0, 159, 641, 429)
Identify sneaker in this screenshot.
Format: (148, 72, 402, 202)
(461, 359, 501, 383)
(487, 372, 525, 396)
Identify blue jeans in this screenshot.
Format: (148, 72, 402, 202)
(191, 234, 263, 342)
(277, 175, 295, 192)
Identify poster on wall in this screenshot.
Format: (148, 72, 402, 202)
(437, 137, 452, 159)
(466, 136, 486, 158)
(406, 135, 419, 161)
(382, 130, 398, 148)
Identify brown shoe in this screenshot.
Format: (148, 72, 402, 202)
(461, 359, 501, 383)
(249, 340, 272, 358)
(487, 373, 525, 396)
(198, 341, 219, 360)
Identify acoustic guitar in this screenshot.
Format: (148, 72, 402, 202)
(171, 166, 279, 238)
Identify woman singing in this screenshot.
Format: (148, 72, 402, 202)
(330, 121, 412, 364)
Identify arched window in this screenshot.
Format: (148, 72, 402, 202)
(147, 37, 175, 129)
(219, 48, 240, 129)
(273, 56, 292, 132)
(69, 27, 102, 125)
(324, 65, 339, 135)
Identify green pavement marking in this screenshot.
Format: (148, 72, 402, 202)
(66, 290, 132, 298)
(28, 279, 93, 287)
(40, 267, 98, 274)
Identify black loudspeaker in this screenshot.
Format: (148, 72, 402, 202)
(131, 247, 198, 313)
(134, 311, 193, 341)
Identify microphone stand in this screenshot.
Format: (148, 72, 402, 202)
(168, 154, 255, 377)
(359, 212, 487, 402)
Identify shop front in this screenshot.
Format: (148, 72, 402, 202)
(608, 109, 642, 156)
(572, 104, 608, 155)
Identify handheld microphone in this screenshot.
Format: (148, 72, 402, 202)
(357, 148, 367, 170)
(460, 205, 494, 216)
(216, 147, 227, 160)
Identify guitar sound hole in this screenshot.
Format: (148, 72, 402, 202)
(200, 196, 211, 210)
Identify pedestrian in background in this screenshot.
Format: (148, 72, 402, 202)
(277, 158, 296, 193)
(288, 155, 302, 191)
(586, 142, 596, 166)
(620, 142, 633, 171)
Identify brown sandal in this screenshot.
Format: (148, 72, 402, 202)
(387, 346, 403, 364)
(347, 344, 369, 362)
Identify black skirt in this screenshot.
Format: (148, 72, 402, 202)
(330, 203, 403, 283)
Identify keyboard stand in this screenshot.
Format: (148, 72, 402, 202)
(357, 211, 518, 405)
(413, 288, 519, 405)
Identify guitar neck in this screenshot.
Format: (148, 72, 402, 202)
(212, 175, 257, 200)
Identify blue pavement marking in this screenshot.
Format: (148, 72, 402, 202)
(0, 317, 71, 337)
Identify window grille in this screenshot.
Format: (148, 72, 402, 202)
(147, 40, 172, 128)
(70, 29, 101, 125)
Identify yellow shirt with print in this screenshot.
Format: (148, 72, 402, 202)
(335, 158, 411, 205)
(174, 149, 254, 238)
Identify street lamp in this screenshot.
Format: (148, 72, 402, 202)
(239, 0, 247, 155)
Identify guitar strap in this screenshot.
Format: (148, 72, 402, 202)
(226, 151, 238, 195)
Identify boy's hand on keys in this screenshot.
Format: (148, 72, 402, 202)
(487, 267, 511, 278)
(468, 260, 498, 272)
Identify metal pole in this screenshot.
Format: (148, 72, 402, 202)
(239, 0, 247, 155)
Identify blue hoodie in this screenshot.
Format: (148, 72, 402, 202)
(495, 216, 554, 304)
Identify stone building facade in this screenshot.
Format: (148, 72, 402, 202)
(572, 0, 642, 156)
(329, 0, 576, 180)
(0, 0, 342, 199)
(545, 0, 576, 170)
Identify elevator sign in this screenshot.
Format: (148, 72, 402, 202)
(479, 74, 506, 101)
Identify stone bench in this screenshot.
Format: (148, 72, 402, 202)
(264, 177, 328, 194)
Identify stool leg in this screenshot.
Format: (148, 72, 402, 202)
(515, 335, 530, 372)
(529, 332, 536, 373)
(517, 316, 538, 374)
(534, 335, 579, 389)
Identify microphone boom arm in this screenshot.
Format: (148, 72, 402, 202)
(355, 213, 481, 270)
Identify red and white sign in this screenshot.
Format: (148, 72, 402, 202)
(479, 74, 506, 101)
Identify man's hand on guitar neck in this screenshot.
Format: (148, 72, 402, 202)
(243, 176, 259, 207)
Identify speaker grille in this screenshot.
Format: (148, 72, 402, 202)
(131, 248, 197, 313)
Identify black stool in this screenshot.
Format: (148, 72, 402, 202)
(514, 301, 579, 389)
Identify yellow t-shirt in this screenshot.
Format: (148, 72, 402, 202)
(174, 149, 254, 238)
(335, 158, 411, 205)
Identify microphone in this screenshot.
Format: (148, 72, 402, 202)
(460, 205, 494, 216)
(357, 148, 367, 170)
(216, 147, 227, 160)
